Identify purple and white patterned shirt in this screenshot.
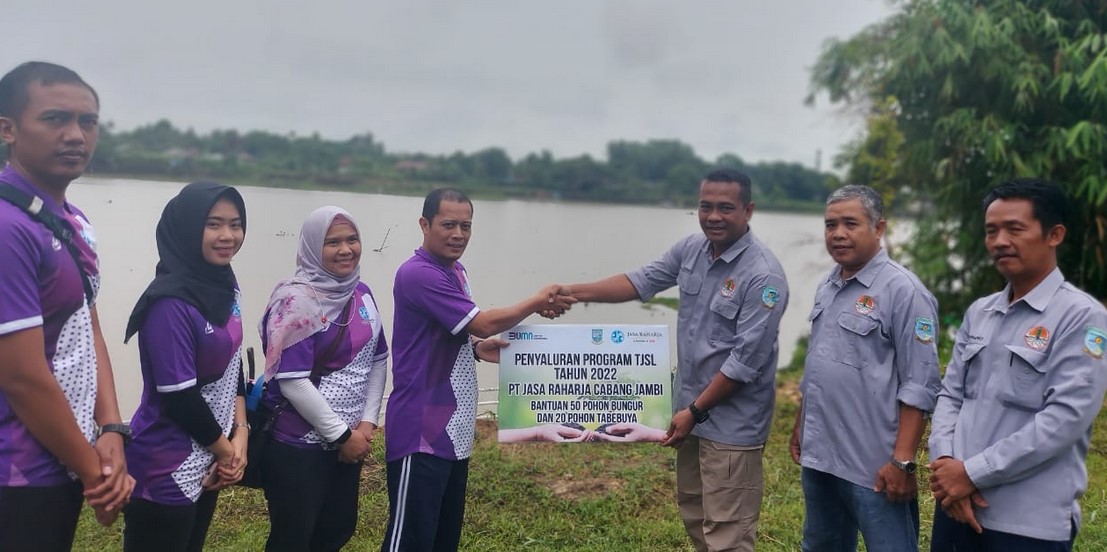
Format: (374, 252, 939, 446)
(263, 283, 388, 448)
(126, 294, 243, 505)
(0, 165, 100, 487)
(386, 247, 481, 463)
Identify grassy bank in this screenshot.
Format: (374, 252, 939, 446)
(73, 367, 1107, 550)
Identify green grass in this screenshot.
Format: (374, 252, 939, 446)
(645, 297, 681, 311)
(73, 366, 1107, 550)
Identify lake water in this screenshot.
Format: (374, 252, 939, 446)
(68, 177, 843, 417)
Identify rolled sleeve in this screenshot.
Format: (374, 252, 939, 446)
(892, 287, 941, 412)
(720, 356, 759, 384)
(896, 381, 936, 412)
(721, 274, 788, 384)
(626, 237, 687, 302)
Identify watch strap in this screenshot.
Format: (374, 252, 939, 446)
(99, 423, 132, 445)
(688, 401, 710, 424)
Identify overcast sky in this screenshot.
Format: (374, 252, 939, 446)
(9, 1, 894, 168)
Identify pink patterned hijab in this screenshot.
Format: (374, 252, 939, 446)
(260, 206, 360, 379)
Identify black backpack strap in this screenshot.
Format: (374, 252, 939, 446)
(0, 184, 96, 305)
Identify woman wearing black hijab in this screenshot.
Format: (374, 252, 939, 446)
(122, 182, 250, 552)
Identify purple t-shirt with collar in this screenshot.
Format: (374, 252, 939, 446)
(0, 165, 100, 487)
(386, 247, 481, 463)
(262, 282, 389, 449)
(126, 294, 243, 505)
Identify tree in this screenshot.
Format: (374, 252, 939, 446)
(810, 0, 1107, 315)
(471, 147, 513, 183)
(834, 96, 905, 211)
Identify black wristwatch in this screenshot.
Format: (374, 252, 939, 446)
(688, 401, 710, 424)
(891, 457, 917, 474)
(334, 427, 352, 445)
(98, 423, 132, 446)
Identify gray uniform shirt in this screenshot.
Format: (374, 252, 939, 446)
(800, 249, 941, 488)
(627, 229, 788, 447)
(929, 268, 1107, 541)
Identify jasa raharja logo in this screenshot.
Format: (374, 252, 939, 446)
(508, 331, 546, 341)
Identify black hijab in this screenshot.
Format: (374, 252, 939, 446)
(124, 181, 247, 342)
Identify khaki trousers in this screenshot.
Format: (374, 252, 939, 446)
(676, 434, 765, 552)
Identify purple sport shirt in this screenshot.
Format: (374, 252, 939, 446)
(126, 294, 243, 505)
(263, 283, 389, 448)
(386, 247, 481, 463)
(0, 165, 100, 487)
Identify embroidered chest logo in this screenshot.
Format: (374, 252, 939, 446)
(50, 236, 62, 251)
(204, 322, 214, 335)
(358, 305, 373, 325)
(1084, 327, 1106, 359)
(1024, 326, 1050, 351)
(720, 278, 736, 298)
(231, 302, 241, 319)
(854, 295, 875, 315)
(761, 286, 780, 309)
(915, 317, 935, 344)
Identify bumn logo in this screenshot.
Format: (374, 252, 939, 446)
(508, 331, 535, 340)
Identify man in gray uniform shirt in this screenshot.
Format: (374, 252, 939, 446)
(558, 168, 788, 552)
(791, 184, 941, 552)
(928, 178, 1107, 551)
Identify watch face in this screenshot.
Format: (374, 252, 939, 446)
(892, 459, 917, 473)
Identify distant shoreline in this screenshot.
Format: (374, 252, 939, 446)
(79, 172, 828, 214)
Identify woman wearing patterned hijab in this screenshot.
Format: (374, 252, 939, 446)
(122, 181, 249, 552)
(258, 206, 388, 551)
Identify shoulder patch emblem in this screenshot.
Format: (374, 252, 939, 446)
(915, 317, 935, 344)
(761, 286, 780, 309)
(1024, 326, 1050, 351)
(855, 295, 875, 315)
(1084, 327, 1106, 359)
(720, 277, 736, 298)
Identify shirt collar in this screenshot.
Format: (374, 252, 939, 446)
(987, 267, 1064, 314)
(703, 228, 754, 263)
(414, 246, 465, 271)
(828, 248, 889, 289)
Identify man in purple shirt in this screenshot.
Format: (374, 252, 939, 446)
(0, 62, 132, 549)
(382, 188, 574, 552)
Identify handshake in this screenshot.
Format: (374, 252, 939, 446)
(499, 422, 668, 443)
(535, 284, 577, 320)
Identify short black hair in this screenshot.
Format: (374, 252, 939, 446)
(422, 188, 473, 222)
(0, 61, 99, 120)
(983, 178, 1070, 235)
(703, 168, 752, 205)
